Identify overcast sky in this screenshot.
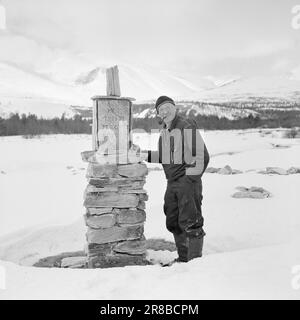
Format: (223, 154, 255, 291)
(1, 0, 300, 77)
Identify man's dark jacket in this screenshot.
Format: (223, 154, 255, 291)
(147, 112, 210, 182)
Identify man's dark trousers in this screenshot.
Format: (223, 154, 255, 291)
(163, 175, 205, 262)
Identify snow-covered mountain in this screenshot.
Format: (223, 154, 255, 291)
(0, 61, 216, 118)
(198, 75, 300, 102)
(1, 59, 300, 119)
(0, 62, 82, 118)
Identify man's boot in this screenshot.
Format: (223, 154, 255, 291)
(173, 232, 204, 262)
(160, 234, 204, 267)
(173, 232, 189, 262)
(186, 235, 204, 261)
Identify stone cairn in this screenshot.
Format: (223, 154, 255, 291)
(81, 66, 149, 268)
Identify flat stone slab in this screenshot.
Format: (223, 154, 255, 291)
(206, 165, 242, 174)
(85, 214, 116, 229)
(270, 143, 290, 149)
(85, 184, 119, 193)
(113, 239, 146, 255)
(81, 149, 146, 165)
(85, 185, 147, 195)
(88, 177, 145, 189)
(258, 167, 300, 175)
(82, 151, 119, 165)
(114, 208, 146, 225)
(86, 225, 144, 244)
(117, 163, 148, 178)
(84, 192, 139, 208)
(91, 95, 135, 101)
(218, 165, 234, 175)
(232, 191, 267, 199)
(120, 189, 147, 194)
(87, 207, 113, 215)
(265, 167, 288, 175)
(88, 253, 149, 268)
(61, 256, 87, 268)
(232, 186, 271, 199)
(87, 163, 118, 178)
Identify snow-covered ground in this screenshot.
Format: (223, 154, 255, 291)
(0, 129, 300, 299)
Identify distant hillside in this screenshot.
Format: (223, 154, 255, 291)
(72, 99, 300, 122)
(1, 60, 300, 121)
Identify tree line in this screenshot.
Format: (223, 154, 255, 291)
(0, 113, 91, 136)
(0, 109, 299, 136)
(133, 110, 300, 131)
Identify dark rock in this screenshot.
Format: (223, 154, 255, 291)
(61, 256, 87, 268)
(113, 239, 146, 255)
(33, 251, 85, 268)
(287, 167, 300, 174)
(81, 150, 96, 163)
(232, 191, 267, 199)
(137, 200, 146, 210)
(88, 253, 150, 268)
(87, 242, 117, 256)
(218, 165, 233, 175)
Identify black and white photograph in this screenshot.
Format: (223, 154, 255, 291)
(0, 0, 300, 302)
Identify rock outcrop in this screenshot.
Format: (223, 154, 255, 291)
(232, 186, 271, 199)
(258, 167, 300, 175)
(206, 165, 243, 175)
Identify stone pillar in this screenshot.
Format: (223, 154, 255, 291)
(81, 67, 149, 268)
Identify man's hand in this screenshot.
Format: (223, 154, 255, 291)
(129, 144, 149, 162)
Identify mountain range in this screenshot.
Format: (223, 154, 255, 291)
(1, 60, 300, 119)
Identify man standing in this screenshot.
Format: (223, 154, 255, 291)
(143, 96, 210, 264)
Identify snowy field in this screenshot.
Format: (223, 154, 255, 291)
(0, 129, 300, 299)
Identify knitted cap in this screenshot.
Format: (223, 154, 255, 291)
(155, 95, 175, 112)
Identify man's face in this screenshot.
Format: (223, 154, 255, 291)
(157, 102, 176, 124)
